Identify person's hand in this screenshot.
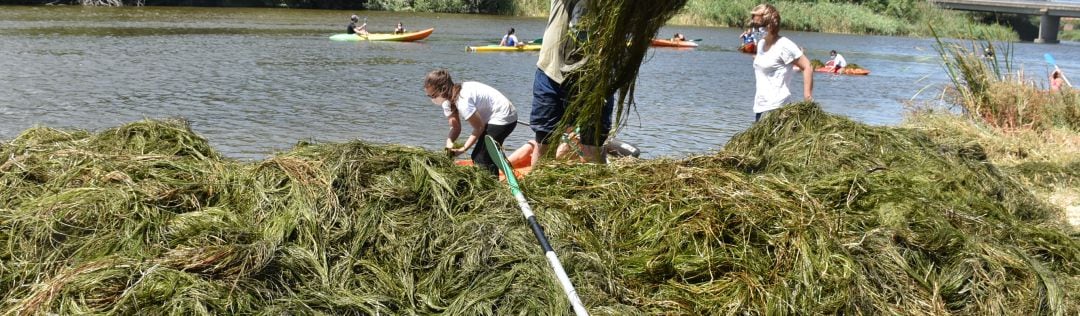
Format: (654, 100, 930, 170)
(449, 147, 467, 156)
(804, 94, 813, 101)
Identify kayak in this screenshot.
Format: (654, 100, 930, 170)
(454, 137, 639, 180)
(328, 28, 434, 42)
(455, 142, 535, 181)
(650, 38, 698, 48)
(467, 44, 542, 52)
(814, 66, 870, 76)
(739, 42, 756, 54)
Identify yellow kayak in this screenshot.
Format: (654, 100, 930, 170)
(329, 28, 434, 42)
(467, 44, 542, 52)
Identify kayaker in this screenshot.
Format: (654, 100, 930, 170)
(749, 4, 813, 122)
(1050, 69, 1065, 92)
(347, 15, 368, 36)
(828, 50, 847, 73)
(738, 27, 762, 54)
(499, 28, 520, 47)
(531, 0, 614, 164)
(425, 69, 518, 176)
(671, 33, 686, 42)
(394, 22, 406, 34)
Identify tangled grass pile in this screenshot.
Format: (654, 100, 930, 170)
(2, 103, 1078, 314)
(562, 0, 688, 145)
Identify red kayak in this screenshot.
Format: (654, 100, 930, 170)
(815, 61, 870, 75)
(739, 42, 755, 54)
(455, 142, 535, 181)
(815, 67, 870, 75)
(651, 38, 699, 48)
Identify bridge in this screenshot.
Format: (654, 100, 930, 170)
(930, 0, 1080, 43)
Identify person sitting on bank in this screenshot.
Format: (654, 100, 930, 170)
(499, 28, 520, 47)
(827, 50, 847, 73)
(394, 22, 406, 34)
(671, 33, 687, 42)
(347, 15, 368, 36)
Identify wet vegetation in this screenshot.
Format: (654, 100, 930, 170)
(2, 101, 1078, 314)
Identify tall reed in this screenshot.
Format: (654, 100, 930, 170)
(933, 28, 1080, 131)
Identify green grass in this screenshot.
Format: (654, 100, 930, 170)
(1062, 30, 1080, 42)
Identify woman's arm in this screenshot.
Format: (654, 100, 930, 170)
(454, 113, 486, 155)
(446, 115, 462, 149)
(795, 55, 814, 100)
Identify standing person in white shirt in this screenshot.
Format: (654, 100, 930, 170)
(828, 50, 847, 73)
(749, 4, 813, 121)
(424, 69, 518, 176)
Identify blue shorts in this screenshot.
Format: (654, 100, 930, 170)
(530, 68, 613, 146)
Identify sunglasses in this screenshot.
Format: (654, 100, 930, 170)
(426, 91, 438, 98)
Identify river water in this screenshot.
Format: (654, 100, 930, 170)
(1, 6, 1078, 160)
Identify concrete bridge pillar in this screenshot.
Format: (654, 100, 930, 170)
(1035, 12, 1060, 44)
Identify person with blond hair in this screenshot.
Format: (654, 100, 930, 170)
(424, 69, 518, 176)
(747, 4, 813, 121)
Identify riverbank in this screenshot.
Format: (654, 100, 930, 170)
(34, 0, 1022, 40)
(674, 0, 1016, 40)
(380, 0, 1015, 40)
(382, 0, 1019, 40)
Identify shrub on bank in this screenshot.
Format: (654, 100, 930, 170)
(935, 37, 1080, 131)
(671, 0, 1016, 40)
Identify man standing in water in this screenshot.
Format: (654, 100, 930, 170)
(531, 0, 613, 164)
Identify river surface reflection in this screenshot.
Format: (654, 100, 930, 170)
(1, 6, 1077, 160)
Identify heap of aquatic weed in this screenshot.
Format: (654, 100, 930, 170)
(0, 119, 633, 314)
(561, 0, 688, 145)
(523, 102, 1078, 314)
(3, 109, 1077, 314)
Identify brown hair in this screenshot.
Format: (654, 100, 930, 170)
(424, 69, 462, 116)
(751, 4, 781, 36)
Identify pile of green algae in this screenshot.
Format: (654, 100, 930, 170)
(0, 102, 1076, 314)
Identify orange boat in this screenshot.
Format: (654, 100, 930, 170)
(814, 61, 870, 75)
(739, 42, 756, 54)
(454, 142, 535, 181)
(650, 38, 699, 48)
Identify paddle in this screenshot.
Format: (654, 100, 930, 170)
(1045, 53, 1073, 87)
(484, 135, 589, 316)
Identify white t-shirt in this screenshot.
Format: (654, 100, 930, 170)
(501, 34, 519, 46)
(441, 81, 517, 126)
(753, 37, 803, 114)
(832, 54, 847, 68)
